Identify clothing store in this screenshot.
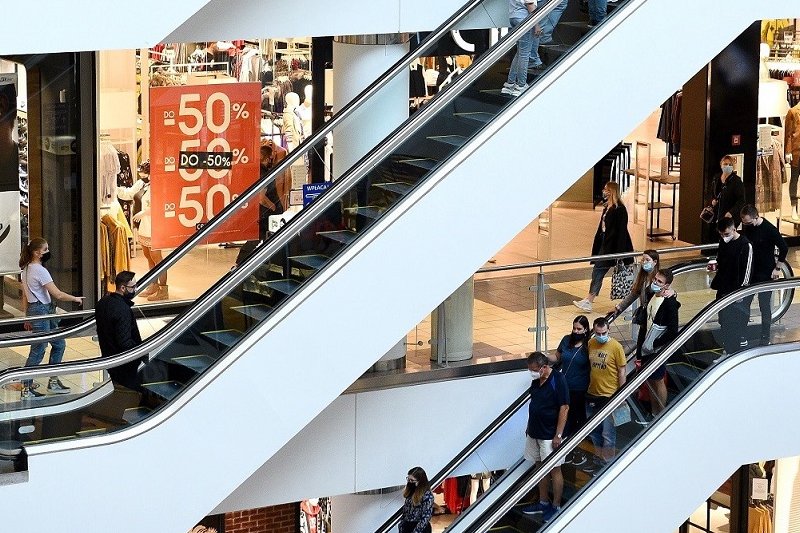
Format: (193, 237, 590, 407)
(96, 38, 320, 304)
(680, 456, 800, 533)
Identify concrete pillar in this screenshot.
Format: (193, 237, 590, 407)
(370, 338, 407, 372)
(332, 34, 409, 178)
(431, 277, 475, 363)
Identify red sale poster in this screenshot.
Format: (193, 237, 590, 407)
(149, 83, 261, 249)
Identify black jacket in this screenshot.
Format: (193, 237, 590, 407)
(650, 294, 681, 351)
(741, 219, 788, 281)
(95, 293, 145, 390)
(712, 172, 746, 227)
(591, 203, 634, 267)
(710, 235, 753, 297)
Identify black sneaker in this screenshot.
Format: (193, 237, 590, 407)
(21, 386, 46, 401)
(568, 449, 588, 467)
(47, 377, 71, 394)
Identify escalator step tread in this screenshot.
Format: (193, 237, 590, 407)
(289, 254, 331, 270)
(263, 279, 302, 295)
(398, 158, 440, 170)
(343, 206, 383, 219)
(170, 354, 217, 373)
(141, 380, 184, 401)
(316, 230, 358, 244)
(122, 406, 153, 425)
(200, 329, 244, 347)
(427, 135, 467, 147)
(374, 182, 412, 195)
(453, 111, 495, 124)
(230, 303, 274, 321)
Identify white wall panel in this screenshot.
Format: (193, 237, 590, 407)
(1, 2, 799, 532)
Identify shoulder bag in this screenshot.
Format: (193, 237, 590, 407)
(610, 259, 636, 300)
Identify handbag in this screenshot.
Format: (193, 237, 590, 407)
(632, 305, 647, 326)
(611, 402, 632, 427)
(700, 206, 715, 224)
(641, 324, 667, 355)
(610, 260, 635, 300)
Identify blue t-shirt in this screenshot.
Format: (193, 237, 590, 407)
(527, 371, 570, 440)
(556, 334, 590, 391)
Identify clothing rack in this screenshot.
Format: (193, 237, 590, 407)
(149, 61, 230, 75)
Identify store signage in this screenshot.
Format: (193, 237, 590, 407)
(150, 83, 260, 248)
(0, 74, 21, 275)
(0, 192, 21, 274)
(302, 182, 332, 207)
(751, 477, 768, 500)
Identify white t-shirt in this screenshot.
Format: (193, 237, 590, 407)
(22, 263, 53, 304)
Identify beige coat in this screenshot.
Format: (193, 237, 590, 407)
(786, 104, 800, 167)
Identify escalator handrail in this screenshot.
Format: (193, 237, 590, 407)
(0, 0, 492, 348)
(0, 0, 569, 405)
(450, 277, 800, 532)
(374, 389, 532, 533)
(372, 258, 716, 532)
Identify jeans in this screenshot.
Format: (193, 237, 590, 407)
(589, 263, 612, 296)
(506, 17, 534, 87)
(585, 394, 616, 451)
(24, 302, 65, 386)
(588, 0, 607, 24)
(529, 0, 569, 64)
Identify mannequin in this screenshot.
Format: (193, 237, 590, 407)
(282, 92, 303, 151)
(786, 102, 800, 219)
(300, 498, 321, 533)
(296, 85, 313, 137)
(131, 161, 168, 301)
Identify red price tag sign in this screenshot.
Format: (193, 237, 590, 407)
(149, 83, 261, 249)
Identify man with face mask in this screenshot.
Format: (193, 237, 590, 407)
(521, 351, 569, 522)
(585, 316, 626, 463)
(711, 217, 753, 358)
(95, 270, 146, 391)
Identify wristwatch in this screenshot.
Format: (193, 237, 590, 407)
(556, 433, 562, 439)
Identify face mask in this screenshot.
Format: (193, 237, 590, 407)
(570, 331, 585, 343)
(529, 370, 541, 380)
(40, 251, 51, 264)
(722, 234, 734, 244)
(595, 334, 609, 344)
(650, 282, 663, 293)
(642, 262, 654, 272)
(602, 193, 609, 202)
(721, 165, 734, 175)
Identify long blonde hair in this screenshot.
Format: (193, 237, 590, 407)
(19, 237, 46, 269)
(605, 181, 622, 207)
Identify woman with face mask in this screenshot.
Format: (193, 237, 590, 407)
(400, 466, 434, 533)
(710, 155, 746, 229)
(635, 268, 680, 418)
(574, 181, 634, 312)
(549, 316, 590, 442)
(18, 237, 85, 400)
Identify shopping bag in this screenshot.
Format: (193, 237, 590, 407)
(611, 402, 632, 427)
(610, 260, 635, 300)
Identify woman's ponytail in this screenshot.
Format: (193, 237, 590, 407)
(19, 238, 46, 269)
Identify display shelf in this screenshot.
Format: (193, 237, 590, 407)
(647, 175, 679, 241)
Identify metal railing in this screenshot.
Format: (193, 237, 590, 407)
(447, 277, 800, 532)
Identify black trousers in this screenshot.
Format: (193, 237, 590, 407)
(400, 521, 432, 533)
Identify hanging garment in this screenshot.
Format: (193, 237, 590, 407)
(756, 137, 785, 212)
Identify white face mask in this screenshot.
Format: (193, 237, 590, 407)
(722, 234, 734, 244)
(530, 370, 541, 380)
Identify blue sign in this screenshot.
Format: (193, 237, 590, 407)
(303, 182, 332, 207)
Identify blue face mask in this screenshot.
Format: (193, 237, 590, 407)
(722, 164, 734, 175)
(595, 334, 609, 344)
(650, 282, 663, 293)
(642, 262, 654, 273)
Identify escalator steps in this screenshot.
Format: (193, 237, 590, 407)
(201, 329, 244, 347)
(122, 406, 152, 425)
(230, 304, 274, 321)
(142, 381, 184, 401)
(171, 355, 217, 373)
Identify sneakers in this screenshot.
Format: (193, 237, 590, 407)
(565, 449, 588, 467)
(21, 386, 46, 401)
(47, 377, 71, 394)
(521, 501, 551, 515)
(542, 505, 561, 522)
(573, 298, 592, 312)
(529, 62, 546, 71)
(502, 81, 516, 90)
(501, 83, 528, 97)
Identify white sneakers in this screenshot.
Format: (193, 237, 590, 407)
(573, 299, 592, 312)
(501, 82, 529, 97)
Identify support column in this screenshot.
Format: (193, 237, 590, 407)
(431, 277, 475, 363)
(332, 488, 404, 533)
(332, 34, 409, 179)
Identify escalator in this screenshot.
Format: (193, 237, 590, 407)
(417, 278, 800, 533)
(0, 0, 792, 529)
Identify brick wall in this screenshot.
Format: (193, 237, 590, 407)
(224, 504, 297, 533)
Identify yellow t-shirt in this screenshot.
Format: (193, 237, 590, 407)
(587, 337, 626, 397)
